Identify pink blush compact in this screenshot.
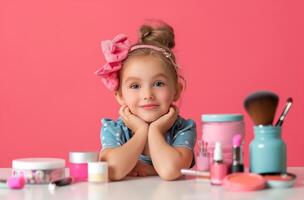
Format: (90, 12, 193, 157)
(223, 173, 266, 191)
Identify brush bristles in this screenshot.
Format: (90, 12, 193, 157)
(244, 91, 279, 125)
(244, 91, 279, 109)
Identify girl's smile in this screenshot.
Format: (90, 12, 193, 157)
(140, 104, 160, 110)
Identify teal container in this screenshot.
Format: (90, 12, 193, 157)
(250, 125, 286, 174)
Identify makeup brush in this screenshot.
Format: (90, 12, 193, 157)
(244, 91, 279, 125)
(275, 97, 293, 127)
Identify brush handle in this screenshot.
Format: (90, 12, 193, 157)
(275, 98, 293, 126)
(181, 169, 210, 177)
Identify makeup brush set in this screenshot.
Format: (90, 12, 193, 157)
(182, 90, 295, 191)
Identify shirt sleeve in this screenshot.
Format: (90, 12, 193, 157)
(171, 119, 197, 150)
(100, 118, 124, 151)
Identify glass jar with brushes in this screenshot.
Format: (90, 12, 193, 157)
(244, 90, 292, 174)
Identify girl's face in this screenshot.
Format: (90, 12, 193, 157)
(116, 55, 180, 123)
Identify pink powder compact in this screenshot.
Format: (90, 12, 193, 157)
(223, 173, 266, 191)
(69, 152, 99, 182)
(12, 158, 65, 184)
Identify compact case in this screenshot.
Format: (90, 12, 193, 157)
(12, 158, 65, 184)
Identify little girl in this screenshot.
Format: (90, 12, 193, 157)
(96, 21, 197, 181)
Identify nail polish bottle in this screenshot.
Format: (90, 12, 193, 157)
(210, 142, 228, 185)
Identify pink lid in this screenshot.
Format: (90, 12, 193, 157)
(7, 176, 25, 189)
(223, 173, 266, 191)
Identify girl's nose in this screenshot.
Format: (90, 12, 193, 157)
(143, 88, 154, 100)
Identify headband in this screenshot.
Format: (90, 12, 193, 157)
(95, 34, 178, 91)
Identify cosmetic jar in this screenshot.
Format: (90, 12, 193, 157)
(88, 162, 108, 183)
(69, 152, 99, 181)
(250, 125, 286, 174)
(201, 114, 245, 167)
(12, 158, 65, 184)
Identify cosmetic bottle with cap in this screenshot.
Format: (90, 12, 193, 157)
(210, 142, 228, 185)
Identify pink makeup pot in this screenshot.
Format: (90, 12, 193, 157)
(69, 152, 99, 182)
(201, 114, 245, 169)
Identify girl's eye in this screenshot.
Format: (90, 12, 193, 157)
(130, 83, 140, 89)
(153, 81, 165, 87)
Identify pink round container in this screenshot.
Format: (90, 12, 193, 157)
(223, 173, 266, 191)
(69, 152, 99, 182)
(201, 114, 245, 167)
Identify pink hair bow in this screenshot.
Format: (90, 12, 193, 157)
(95, 34, 131, 91)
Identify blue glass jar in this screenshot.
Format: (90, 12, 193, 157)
(250, 125, 286, 174)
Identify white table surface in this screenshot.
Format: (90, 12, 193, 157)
(1, 167, 304, 200)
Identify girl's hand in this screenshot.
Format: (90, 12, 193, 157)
(128, 161, 157, 177)
(119, 105, 148, 133)
(149, 106, 179, 134)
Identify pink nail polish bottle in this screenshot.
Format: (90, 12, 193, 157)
(210, 142, 228, 185)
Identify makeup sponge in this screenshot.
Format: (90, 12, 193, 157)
(244, 91, 279, 125)
(7, 176, 25, 189)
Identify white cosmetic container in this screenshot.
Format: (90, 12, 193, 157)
(88, 162, 108, 183)
(12, 158, 65, 184)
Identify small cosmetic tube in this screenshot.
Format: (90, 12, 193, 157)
(210, 142, 228, 185)
(69, 152, 99, 182)
(88, 162, 108, 183)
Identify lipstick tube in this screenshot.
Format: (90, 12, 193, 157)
(231, 134, 244, 173)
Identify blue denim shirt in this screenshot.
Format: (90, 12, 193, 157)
(100, 116, 196, 167)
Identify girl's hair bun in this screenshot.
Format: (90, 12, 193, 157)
(139, 21, 175, 49)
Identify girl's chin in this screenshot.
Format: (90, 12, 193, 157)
(139, 113, 167, 123)
(141, 117, 158, 124)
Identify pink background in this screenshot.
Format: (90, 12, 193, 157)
(1, 0, 303, 167)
